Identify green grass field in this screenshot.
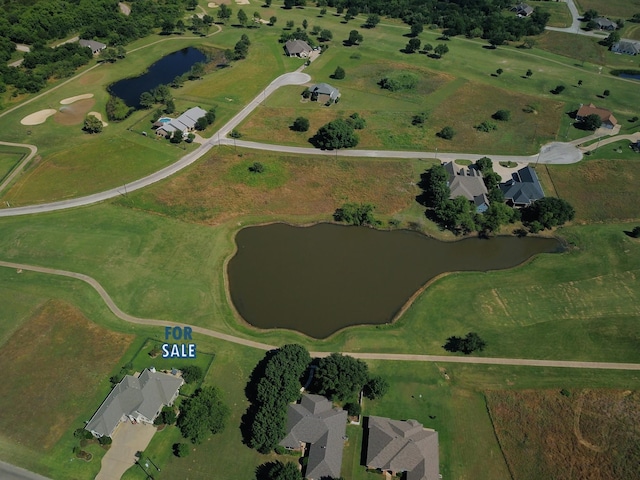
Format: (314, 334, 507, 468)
(0, 146, 26, 184)
(530, 0, 573, 28)
(574, 0, 640, 18)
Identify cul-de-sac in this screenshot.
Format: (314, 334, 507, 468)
(0, 1, 639, 479)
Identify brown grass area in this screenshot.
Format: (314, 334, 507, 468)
(124, 149, 417, 224)
(54, 98, 95, 125)
(0, 300, 133, 451)
(485, 389, 640, 480)
(429, 81, 563, 154)
(547, 160, 640, 222)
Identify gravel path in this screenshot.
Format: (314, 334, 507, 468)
(2, 260, 639, 371)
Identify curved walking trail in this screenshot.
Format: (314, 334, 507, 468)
(2, 259, 639, 371)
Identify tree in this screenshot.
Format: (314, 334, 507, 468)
(631, 226, 640, 238)
(177, 386, 229, 444)
(419, 163, 450, 208)
(286, 20, 294, 30)
(83, 114, 103, 134)
(333, 203, 376, 226)
(496, 68, 503, 76)
(319, 29, 333, 41)
(302, 19, 308, 30)
(423, 43, 433, 54)
(434, 43, 449, 58)
(176, 19, 187, 34)
(347, 30, 363, 45)
(249, 162, 265, 173)
(577, 79, 583, 86)
(284, 0, 295, 8)
(365, 14, 380, 28)
(603, 89, 610, 97)
(412, 112, 428, 126)
(269, 16, 277, 26)
(313, 353, 369, 401)
(265, 0, 272, 6)
(526, 69, 533, 78)
(602, 30, 620, 47)
(139, 92, 155, 109)
(346, 112, 366, 129)
(186, 0, 198, 10)
(237, 9, 248, 27)
(190, 62, 205, 79)
(344, 402, 361, 417)
(363, 376, 389, 400)
(332, 66, 346, 79)
(405, 38, 421, 53)
(181, 365, 203, 384)
(581, 113, 602, 131)
(492, 110, 511, 121)
(173, 443, 190, 457)
(522, 197, 575, 230)
(162, 19, 175, 35)
(475, 156, 493, 172)
(443, 332, 486, 354)
(437, 126, 455, 140)
(164, 99, 176, 115)
(218, 4, 232, 23)
(320, 7, 327, 15)
(257, 461, 302, 480)
(481, 201, 519, 232)
(582, 9, 599, 21)
(410, 23, 423, 37)
(312, 119, 359, 149)
(100, 48, 117, 63)
(116, 46, 126, 59)
(292, 116, 310, 132)
(170, 129, 184, 143)
(552, 84, 565, 94)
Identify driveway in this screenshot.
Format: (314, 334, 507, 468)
(95, 422, 156, 480)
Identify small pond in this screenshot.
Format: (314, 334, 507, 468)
(109, 47, 207, 108)
(227, 223, 562, 338)
(619, 73, 640, 81)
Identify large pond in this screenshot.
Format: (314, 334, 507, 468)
(109, 47, 207, 108)
(227, 223, 562, 338)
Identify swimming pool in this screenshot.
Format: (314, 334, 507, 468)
(158, 117, 172, 123)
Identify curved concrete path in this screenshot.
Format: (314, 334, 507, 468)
(2, 260, 639, 371)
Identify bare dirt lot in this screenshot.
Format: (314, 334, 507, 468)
(486, 389, 640, 480)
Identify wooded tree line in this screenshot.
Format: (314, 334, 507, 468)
(317, 0, 549, 42)
(0, 0, 193, 95)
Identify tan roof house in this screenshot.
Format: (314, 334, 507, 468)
(366, 416, 440, 480)
(285, 39, 312, 57)
(576, 103, 617, 129)
(85, 368, 183, 438)
(443, 161, 490, 213)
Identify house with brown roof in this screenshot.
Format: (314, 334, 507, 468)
(575, 103, 617, 129)
(366, 416, 440, 480)
(280, 394, 347, 480)
(85, 368, 183, 438)
(442, 161, 490, 213)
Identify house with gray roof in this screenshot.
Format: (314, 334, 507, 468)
(280, 394, 347, 480)
(285, 39, 313, 58)
(154, 106, 208, 137)
(500, 165, 544, 207)
(512, 3, 533, 17)
(443, 161, 490, 213)
(366, 416, 439, 480)
(85, 368, 183, 438)
(78, 39, 107, 55)
(309, 83, 340, 103)
(611, 39, 640, 56)
(594, 17, 617, 31)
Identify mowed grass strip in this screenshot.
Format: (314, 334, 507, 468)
(486, 389, 640, 480)
(0, 300, 133, 450)
(547, 156, 640, 222)
(117, 147, 416, 224)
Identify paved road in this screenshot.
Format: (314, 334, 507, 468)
(0, 461, 51, 480)
(2, 260, 639, 371)
(545, 0, 608, 38)
(0, 141, 38, 196)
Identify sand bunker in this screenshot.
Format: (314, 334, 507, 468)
(208, 2, 218, 7)
(234, 0, 250, 5)
(60, 93, 94, 105)
(88, 111, 108, 127)
(20, 109, 57, 126)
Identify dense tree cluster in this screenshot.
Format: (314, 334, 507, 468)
(312, 119, 359, 149)
(379, 72, 418, 92)
(333, 202, 377, 226)
(320, 0, 549, 41)
(0, 0, 195, 96)
(244, 344, 311, 454)
(177, 386, 229, 444)
(256, 461, 302, 480)
(313, 353, 369, 401)
(83, 114, 103, 134)
(181, 365, 204, 384)
(443, 332, 486, 354)
(521, 197, 575, 232)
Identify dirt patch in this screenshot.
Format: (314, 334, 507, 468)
(486, 389, 640, 480)
(54, 98, 96, 125)
(60, 93, 94, 105)
(20, 109, 57, 126)
(0, 300, 134, 451)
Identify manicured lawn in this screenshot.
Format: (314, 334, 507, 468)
(574, 0, 640, 18)
(0, 147, 25, 183)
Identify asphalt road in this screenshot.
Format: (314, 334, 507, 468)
(545, 0, 609, 38)
(2, 260, 639, 372)
(0, 461, 51, 480)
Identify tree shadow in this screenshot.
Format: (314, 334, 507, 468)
(442, 335, 463, 353)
